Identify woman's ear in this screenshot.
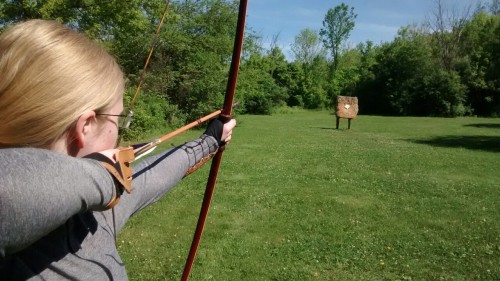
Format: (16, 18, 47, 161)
(69, 111, 96, 151)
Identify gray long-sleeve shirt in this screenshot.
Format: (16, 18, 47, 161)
(0, 135, 218, 280)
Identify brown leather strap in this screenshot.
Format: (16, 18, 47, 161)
(184, 150, 218, 177)
(84, 147, 135, 209)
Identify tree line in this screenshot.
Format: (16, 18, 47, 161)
(1, 0, 499, 138)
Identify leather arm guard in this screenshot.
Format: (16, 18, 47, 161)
(184, 113, 232, 177)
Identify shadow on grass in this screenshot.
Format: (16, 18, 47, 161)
(312, 126, 336, 130)
(464, 123, 500, 129)
(313, 127, 353, 131)
(408, 135, 500, 153)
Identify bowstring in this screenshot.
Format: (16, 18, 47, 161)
(113, 0, 171, 242)
(128, 0, 171, 111)
(116, 0, 171, 146)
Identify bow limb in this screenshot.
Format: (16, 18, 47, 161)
(181, 0, 248, 280)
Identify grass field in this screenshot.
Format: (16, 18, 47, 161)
(117, 111, 500, 280)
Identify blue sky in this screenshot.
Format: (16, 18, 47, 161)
(245, 0, 482, 59)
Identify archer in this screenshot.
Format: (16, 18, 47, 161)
(0, 19, 236, 280)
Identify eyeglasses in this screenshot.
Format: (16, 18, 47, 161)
(96, 109, 134, 129)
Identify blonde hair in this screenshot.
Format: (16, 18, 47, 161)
(0, 19, 125, 148)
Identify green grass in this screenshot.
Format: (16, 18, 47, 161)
(117, 111, 500, 280)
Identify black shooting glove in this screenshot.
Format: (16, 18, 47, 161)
(204, 118, 224, 146)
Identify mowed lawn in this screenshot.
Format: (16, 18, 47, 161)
(118, 111, 500, 280)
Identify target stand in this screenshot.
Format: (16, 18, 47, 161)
(335, 96, 359, 129)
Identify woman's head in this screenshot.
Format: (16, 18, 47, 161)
(0, 19, 125, 154)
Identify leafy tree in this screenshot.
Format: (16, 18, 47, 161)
(329, 48, 362, 104)
(367, 26, 467, 116)
(0, 0, 150, 40)
(133, 0, 241, 121)
(354, 41, 382, 114)
(489, 0, 500, 15)
(414, 68, 468, 117)
(291, 28, 325, 66)
(308, 55, 330, 107)
(319, 3, 357, 72)
(427, 0, 474, 70)
(289, 28, 329, 109)
(260, 46, 290, 109)
(279, 62, 307, 107)
(459, 11, 500, 116)
(237, 52, 287, 114)
(241, 28, 265, 61)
